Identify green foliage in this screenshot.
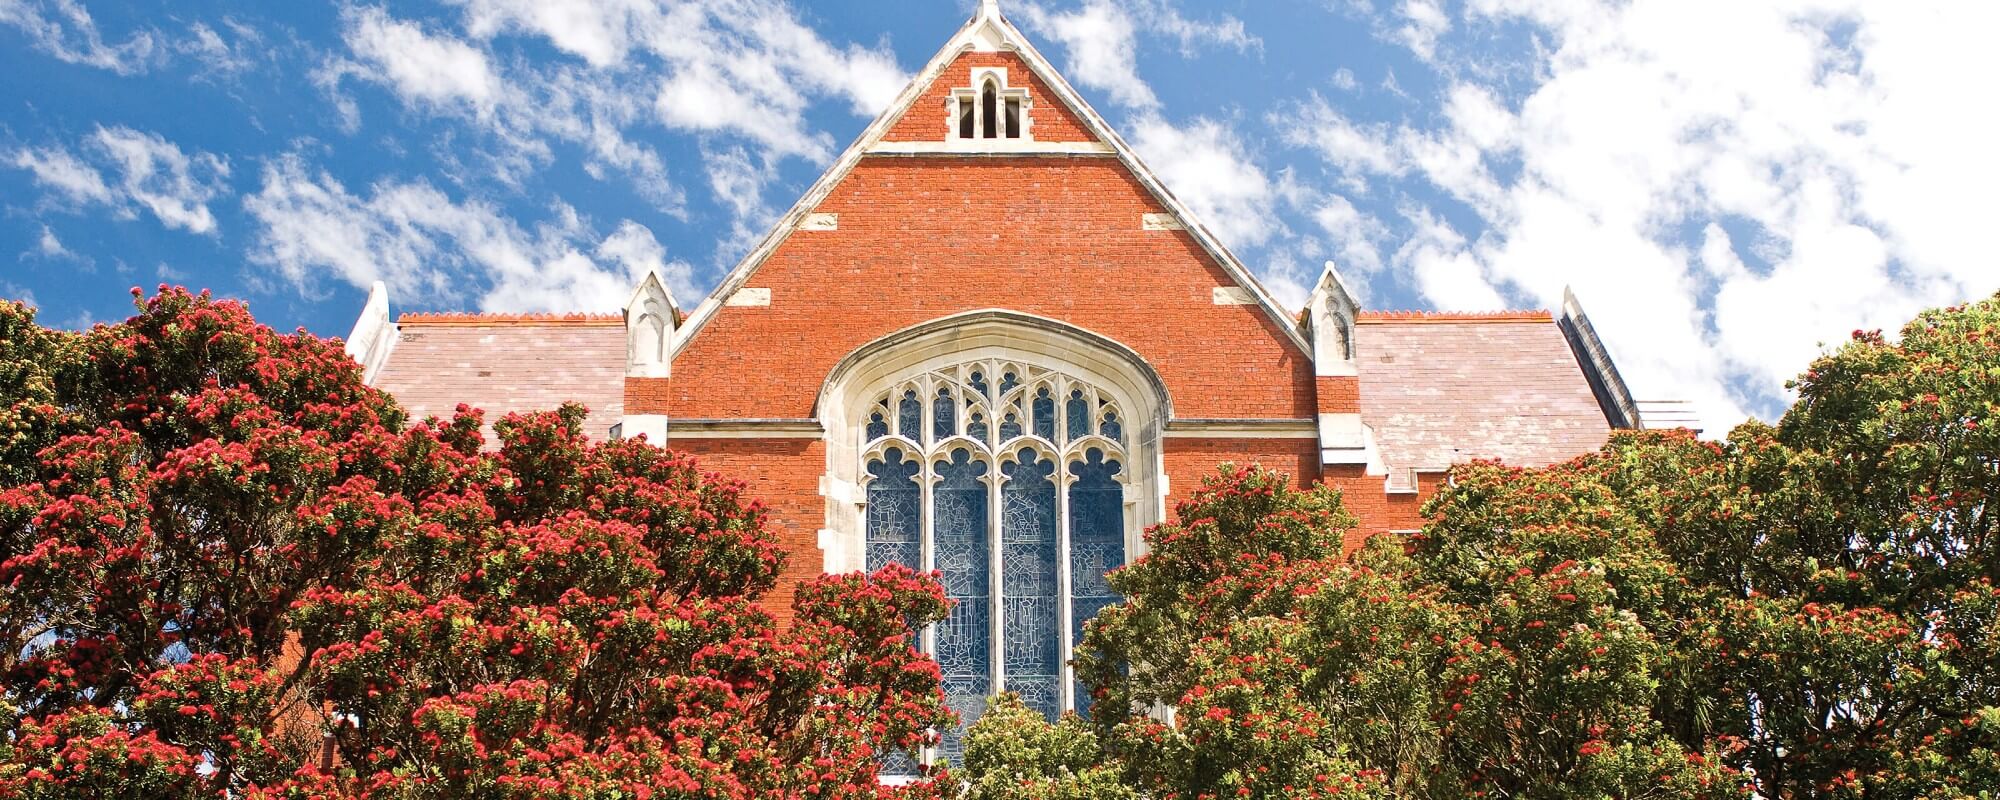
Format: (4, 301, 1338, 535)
(967, 291, 2000, 799)
(960, 694, 1136, 800)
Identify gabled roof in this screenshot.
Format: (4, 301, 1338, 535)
(670, 0, 1311, 358)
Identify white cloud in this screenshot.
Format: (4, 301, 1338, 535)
(0, 0, 158, 74)
(1285, 0, 2000, 431)
(335, 7, 500, 114)
(1019, 0, 1258, 112)
(177, 19, 262, 80)
(244, 153, 687, 313)
(1129, 114, 1282, 251)
(89, 127, 232, 234)
(597, 219, 698, 302)
(6, 126, 230, 234)
(1394, 0, 1451, 61)
(319, 0, 904, 218)
(8, 145, 117, 207)
(20, 224, 90, 268)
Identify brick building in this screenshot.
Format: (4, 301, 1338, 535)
(345, 0, 1646, 762)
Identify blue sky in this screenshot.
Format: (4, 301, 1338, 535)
(2, 0, 1995, 432)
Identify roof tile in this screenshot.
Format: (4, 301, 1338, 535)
(372, 320, 626, 441)
(1357, 317, 1609, 470)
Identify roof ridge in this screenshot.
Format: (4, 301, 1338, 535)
(398, 311, 622, 326)
(1357, 309, 1553, 324)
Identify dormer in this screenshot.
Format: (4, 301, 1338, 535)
(949, 68, 1032, 145)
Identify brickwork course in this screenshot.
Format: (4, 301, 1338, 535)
(360, 3, 1640, 620)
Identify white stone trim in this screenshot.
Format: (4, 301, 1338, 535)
(619, 414, 668, 444)
(1162, 419, 1317, 438)
(865, 140, 1115, 155)
(1212, 286, 1256, 305)
(1141, 213, 1183, 230)
(665, 419, 822, 439)
(725, 287, 771, 307)
(800, 213, 838, 231)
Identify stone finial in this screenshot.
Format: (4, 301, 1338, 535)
(1306, 261, 1359, 375)
(344, 281, 396, 384)
(623, 268, 679, 379)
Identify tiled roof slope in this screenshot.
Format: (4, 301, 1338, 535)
(1355, 313, 1611, 470)
(371, 315, 626, 441)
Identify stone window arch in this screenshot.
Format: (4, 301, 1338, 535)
(817, 311, 1168, 769)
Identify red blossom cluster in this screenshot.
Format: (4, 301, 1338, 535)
(0, 288, 956, 798)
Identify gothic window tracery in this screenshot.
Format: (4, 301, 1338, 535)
(951, 70, 1031, 142)
(860, 359, 1131, 769)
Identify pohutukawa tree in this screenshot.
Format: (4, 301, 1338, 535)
(0, 288, 955, 799)
(965, 290, 2000, 800)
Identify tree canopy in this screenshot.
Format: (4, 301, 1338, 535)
(965, 291, 2000, 799)
(0, 288, 955, 799)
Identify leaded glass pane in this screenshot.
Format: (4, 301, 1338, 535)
(865, 451, 922, 571)
(881, 748, 921, 779)
(1032, 387, 1055, 441)
(999, 410, 1023, 442)
(934, 387, 956, 441)
(1067, 390, 1090, 441)
(967, 413, 988, 444)
(1099, 410, 1122, 444)
(1069, 449, 1124, 719)
(938, 676, 990, 765)
(999, 371, 1019, 396)
(932, 448, 990, 763)
(898, 390, 922, 440)
(1002, 450, 1060, 721)
(970, 370, 989, 399)
(866, 410, 889, 442)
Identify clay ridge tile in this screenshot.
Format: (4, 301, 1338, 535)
(1355, 309, 1552, 324)
(398, 312, 623, 326)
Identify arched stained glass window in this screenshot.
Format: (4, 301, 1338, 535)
(860, 359, 1133, 768)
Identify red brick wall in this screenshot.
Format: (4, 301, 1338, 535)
(671, 158, 1315, 421)
(625, 377, 670, 415)
(1159, 440, 1438, 553)
(671, 438, 826, 626)
(1316, 376, 1359, 414)
(1320, 465, 1441, 553)
(884, 51, 1096, 143)
(1162, 437, 1320, 513)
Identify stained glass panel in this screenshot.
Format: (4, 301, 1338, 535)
(967, 413, 988, 444)
(1099, 410, 1122, 444)
(866, 411, 889, 442)
(934, 387, 957, 441)
(1068, 449, 1124, 719)
(865, 450, 922, 572)
(1032, 388, 1056, 441)
(898, 390, 922, 441)
(1067, 390, 1090, 441)
(970, 370, 989, 399)
(1002, 449, 1060, 721)
(999, 371, 1019, 396)
(999, 410, 1023, 442)
(932, 448, 991, 757)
